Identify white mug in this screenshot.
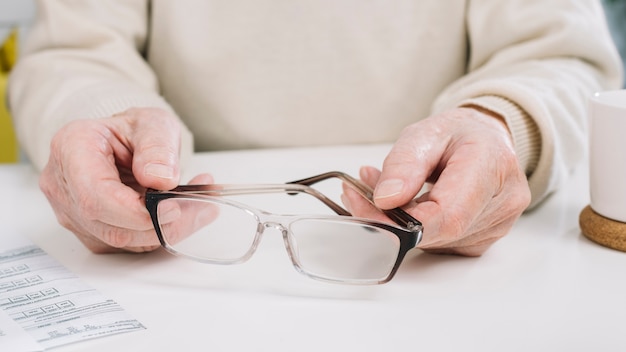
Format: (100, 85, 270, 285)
(589, 89, 626, 223)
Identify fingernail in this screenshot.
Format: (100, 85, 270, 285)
(360, 166, 374, 181)
(145, 163, 174, 179)
(374, 179, 404, 200)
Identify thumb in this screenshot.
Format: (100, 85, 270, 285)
(127, 109, 182, 190)
(374, 131, 440, 210)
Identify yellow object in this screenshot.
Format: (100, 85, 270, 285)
(0, 29, 19, 163)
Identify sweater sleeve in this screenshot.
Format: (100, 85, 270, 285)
(432, 0, 623, 209)
(8, 0, 193, 171)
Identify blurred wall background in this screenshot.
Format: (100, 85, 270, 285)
(0, 0, 35, 42)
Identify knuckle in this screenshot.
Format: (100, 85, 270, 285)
(504, 176, 532, 212)
(56, 212, 73, 230)
(38, 173, 55, 198)
(56, 120, 94, 142)
(122, 107, 178, 127)
(399, 122, 421, 137)
(513, 187, 532, 210)
(383, 149, 415, 168)
(137, 141, 178, 159)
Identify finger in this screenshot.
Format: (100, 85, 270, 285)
(359, 166, 381, 188)
(93, 174, 217, 248)
(87, 174, 216, 250)
(373, 125, 443, 209)
(158, 198, 220, 246)
(341, 183, 392, 224)
(51, 204, 155, 253)
(79, 222, 160, 253)
(342, 189, 385, 220)
(187, 173, 214, 185)
(90, 220, 164, 250)
(116, 108, 183, 191)
(420, 216, 513, 256)
(144, 173, 217, 247)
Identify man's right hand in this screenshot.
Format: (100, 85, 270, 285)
(39, 107, 208, 253)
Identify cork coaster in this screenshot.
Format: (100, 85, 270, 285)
(579, 205, 626, 252)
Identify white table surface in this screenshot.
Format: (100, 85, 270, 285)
(2, 144, 625, 352)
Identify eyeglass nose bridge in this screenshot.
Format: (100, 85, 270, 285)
(257, 220, 302, 272)
(261, 220, 288, 234)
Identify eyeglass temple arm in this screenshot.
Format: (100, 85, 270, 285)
(287, 171, 422, 230)
(294, 187, 353, 217)
(158, 182, 352, 216)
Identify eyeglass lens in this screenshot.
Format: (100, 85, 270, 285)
(156, 195, 401, 282)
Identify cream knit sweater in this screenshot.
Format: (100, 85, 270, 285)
(9, 0, 623, 208)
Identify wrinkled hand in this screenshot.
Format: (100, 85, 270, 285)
(40, 107, 211, 253)
(343, 107, 531, 256)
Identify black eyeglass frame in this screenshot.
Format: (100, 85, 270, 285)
(145, 171, 423, 284)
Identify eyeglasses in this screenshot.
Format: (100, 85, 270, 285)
(145, 171, 423, 285)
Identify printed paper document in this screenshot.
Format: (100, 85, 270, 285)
(0, 236, 145, 351)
